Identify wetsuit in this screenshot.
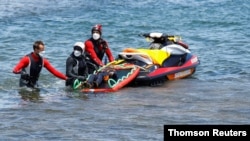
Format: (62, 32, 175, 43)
(65, 53, 88, 86)
(84, 38, 114, 73)
(13, 52, 67, 88)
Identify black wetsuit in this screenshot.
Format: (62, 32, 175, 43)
(20, 53, 43, 88)
(65, 53, 88, 86)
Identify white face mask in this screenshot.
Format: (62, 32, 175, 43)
(39, 51, 45, 57)
(92, 33, 100, 40)
(74, 50, 81, 57)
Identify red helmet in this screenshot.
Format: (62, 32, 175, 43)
(91, 24, 102, 35)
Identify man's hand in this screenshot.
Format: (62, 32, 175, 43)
(77, 76, 86, 81)
(13, 70, 21, 74)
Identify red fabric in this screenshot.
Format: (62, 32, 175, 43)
(177, 41, 189, 49)
(13, 56, 30, 74)
(85, 40, 114, 66)
(13, 52, 67, 80)
(92, 24, 102, 34)
(105, 44, 114, 62)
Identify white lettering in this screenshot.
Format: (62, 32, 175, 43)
(191, 57, 198, 63)
(174, 69, 191, 78)
(168, 129, 209, 136)
(213, 129, 247, 136)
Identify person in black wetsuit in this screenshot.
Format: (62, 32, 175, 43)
(13, 40, 68, 88)
(65, 42, 88, 87)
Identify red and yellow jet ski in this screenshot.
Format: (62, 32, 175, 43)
(116, 32, 200, 86)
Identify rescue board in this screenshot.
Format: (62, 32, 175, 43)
(74, 61, 139, 93)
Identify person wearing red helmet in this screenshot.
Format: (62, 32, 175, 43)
(12, 40, 68, 88)
(65, 42, 89, 87)
(84, 24, 114, 73)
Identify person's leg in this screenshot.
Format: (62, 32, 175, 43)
(93, 72, 106, 87)
(83, 74, 96, 88)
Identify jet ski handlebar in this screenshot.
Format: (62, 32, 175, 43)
(139, 33, 178, 39)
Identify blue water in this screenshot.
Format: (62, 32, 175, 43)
(0, 0, 249, 140)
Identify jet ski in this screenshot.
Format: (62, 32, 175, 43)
(116, 32, 200, 86)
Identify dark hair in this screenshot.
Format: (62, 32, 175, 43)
(33, 40, 44, 50)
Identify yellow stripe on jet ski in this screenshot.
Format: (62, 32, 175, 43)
(123, 48, 170, 66)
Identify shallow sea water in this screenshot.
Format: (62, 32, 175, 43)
(0, 0, 249, 140)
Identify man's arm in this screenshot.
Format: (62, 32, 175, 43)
(103, 41, 114, 62)
(85, 41, 104, 66)
(12, 56, 29, 74)
(43, 59, 67, 80)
